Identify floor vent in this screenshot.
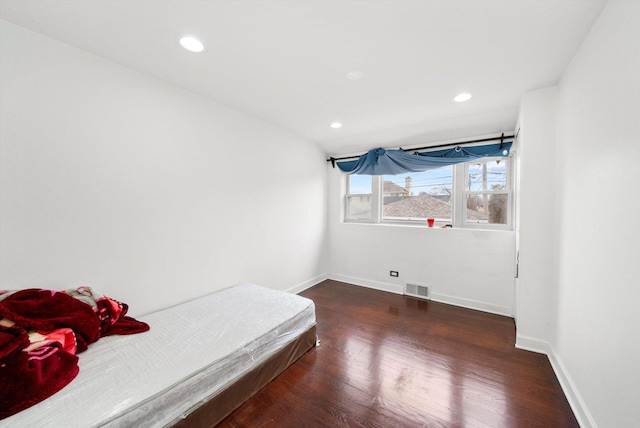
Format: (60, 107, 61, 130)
(404, 283, 430, 300)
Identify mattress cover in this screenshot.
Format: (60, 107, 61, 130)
(3, 284, 316, 428)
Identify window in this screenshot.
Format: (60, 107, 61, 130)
(345, 174, 373, 221)
(463, 159, 510, 226)
(344, 157, 512, 229)
(382, 168, 453, 222)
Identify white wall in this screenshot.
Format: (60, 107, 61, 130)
(552, 1, 640, 426)
(514, 86, 558, 351)
(0, 20, 328, 316)
(327, 166, 516, 316)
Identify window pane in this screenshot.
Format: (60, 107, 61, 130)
(382, 167, 453, 221)
(346, 175, 372, 220)
(467, 159, 508, 191)
(466, 193, 508, 224)
(348, 174, 372, 194)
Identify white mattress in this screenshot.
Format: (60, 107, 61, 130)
(3, 284, 316, 428)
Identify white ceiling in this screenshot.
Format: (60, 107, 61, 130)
(0, 0, 606, 156)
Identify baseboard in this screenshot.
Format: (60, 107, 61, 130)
(327, 275, 513, 317)
(327, 274, 403, 295)
(430, 292, 513, 317)
(515, 334, 552, 355)
(546, 347, 597, 428)
(287, 273, 328, 295)
(516, 335, 596, 428)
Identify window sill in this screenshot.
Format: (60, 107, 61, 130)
(342, 220, 513, 233)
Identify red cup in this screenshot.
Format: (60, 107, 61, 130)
(427, 218, 435, 227)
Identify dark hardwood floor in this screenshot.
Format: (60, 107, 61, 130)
(219, 280, 577, 427)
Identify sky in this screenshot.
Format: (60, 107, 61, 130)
(348, 159, 507, 195)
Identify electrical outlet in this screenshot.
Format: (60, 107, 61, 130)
(390, 271, 399, 277)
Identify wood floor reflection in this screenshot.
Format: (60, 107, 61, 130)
(219, 280, 578, 427)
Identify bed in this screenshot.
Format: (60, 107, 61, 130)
(1, 283, 317, 427)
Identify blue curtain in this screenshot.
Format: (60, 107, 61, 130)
(337, 142, 512, 175)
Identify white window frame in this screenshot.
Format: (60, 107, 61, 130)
(343, 156, 514, 230)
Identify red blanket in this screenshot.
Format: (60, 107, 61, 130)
(0, 287, 149, 419)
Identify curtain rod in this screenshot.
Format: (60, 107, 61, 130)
(326, 133, 515, 167)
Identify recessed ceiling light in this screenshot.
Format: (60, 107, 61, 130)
(346, 71, 363, 81)
(454, 93, 472, 102)
(179, 36, 205, 53)
(330, 122, 343, 129)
